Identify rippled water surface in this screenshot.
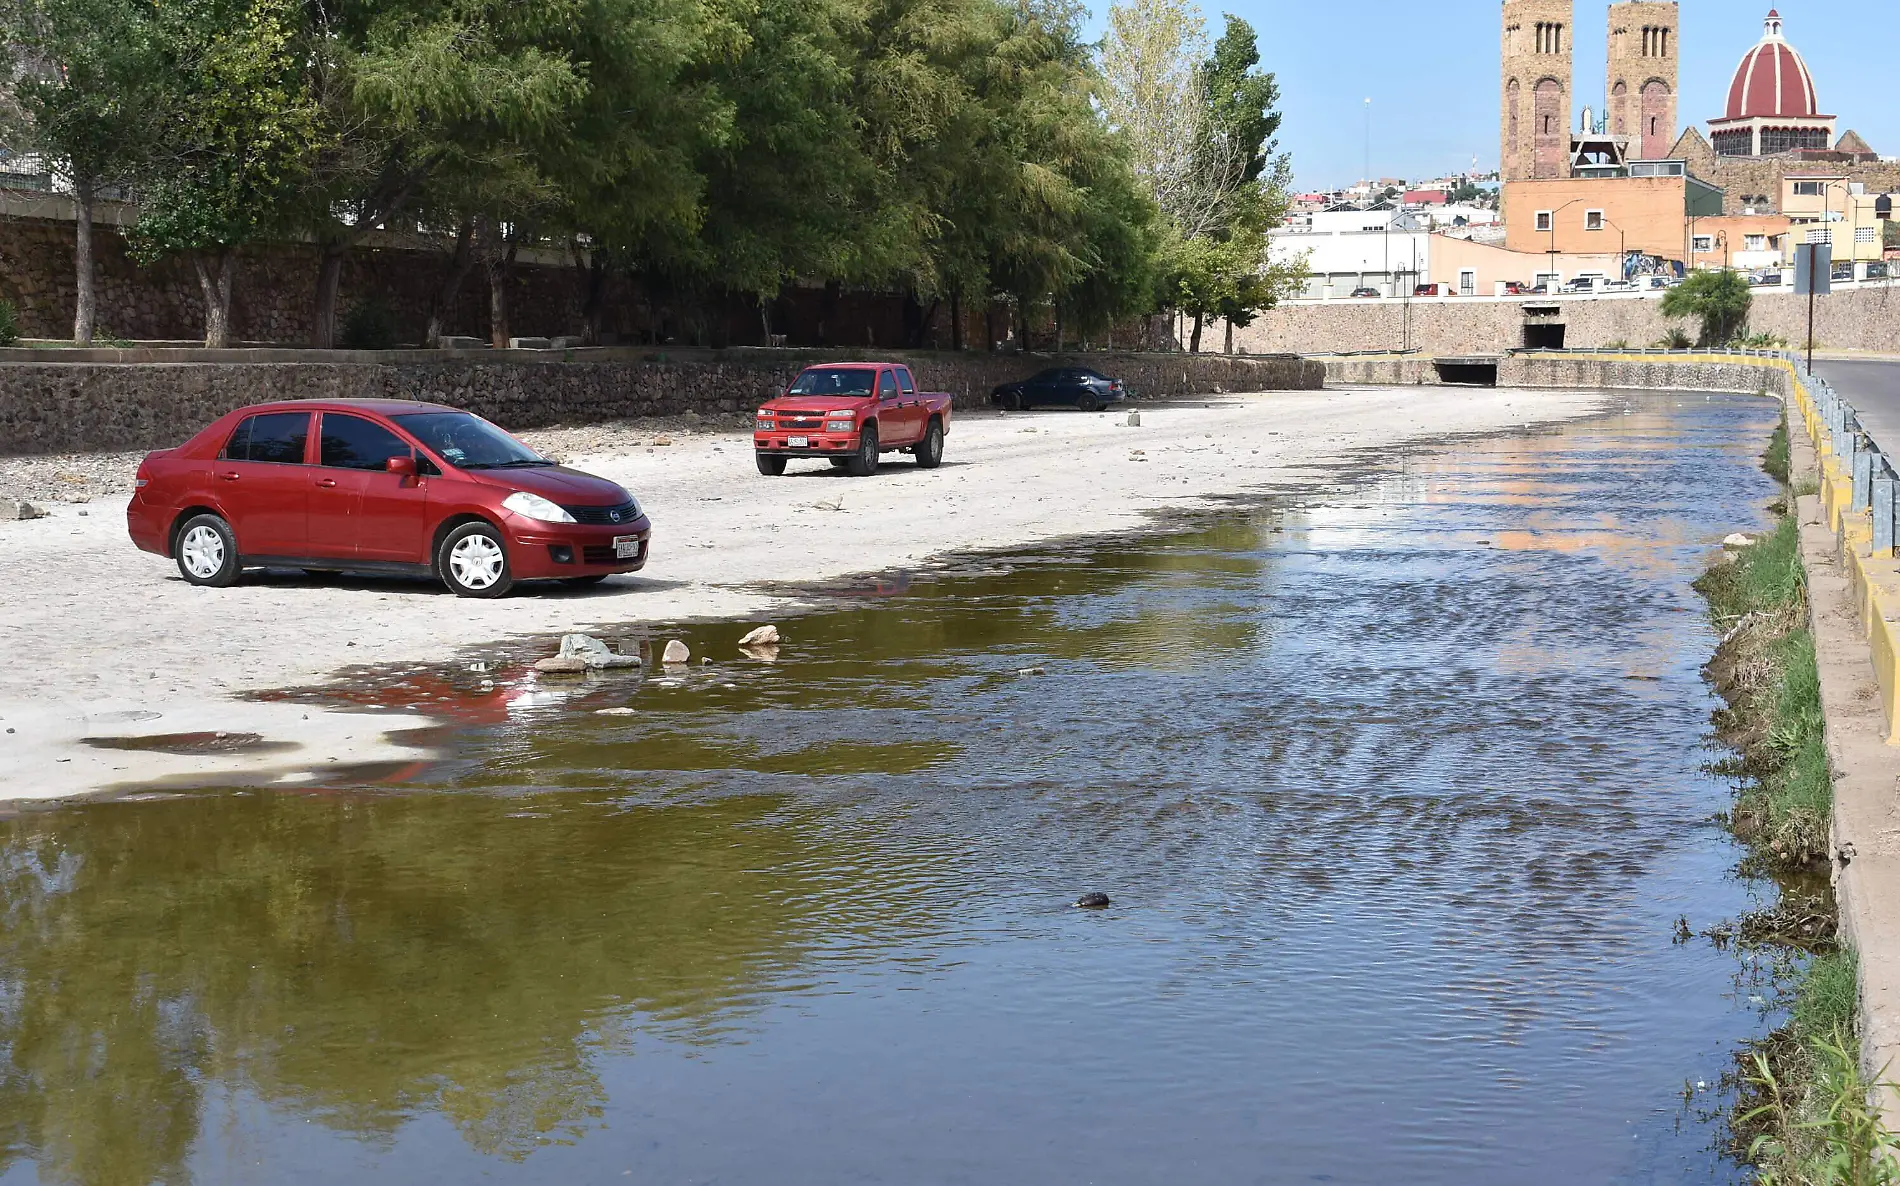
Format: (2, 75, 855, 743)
(0, 393, 1784, 1185)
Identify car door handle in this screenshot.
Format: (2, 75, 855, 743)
(217, 471, 240, 481)
(315, 478, 338, 488)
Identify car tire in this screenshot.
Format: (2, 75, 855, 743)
(756, 453, 788, 476)
(175, 513, 240, 588)
(1001, 391, 1024, 412)
(561, 574, 609, 588)
(845, 424, 880, 476)
(1077, 392, 1102, 413)
(438, 520, 515, 599)
(915, 418, 944, 469)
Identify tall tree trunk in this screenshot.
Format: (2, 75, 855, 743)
(193, 249, 236, 348)
(950, 289, 963, 351)
(758, 292, 772, 345)
(570, 240, 608, 346)
(312, 242, 346, 349)
(1224, 318, 1234, 355)
(425, 217, 477, 346)
(985, 301, 996, 352)
(484, 220, 519, 348)
(1053, 304, 1064, 354)
(1017, 299, 1029, 352)
(72, 178, 96, 345)
(1189, 310, 1203, 354)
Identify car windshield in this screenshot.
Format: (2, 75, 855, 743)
(393, 411, 552, 469)
(787, 368, 876, 396)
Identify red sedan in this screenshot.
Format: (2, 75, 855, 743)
(126, 399, 652, 598)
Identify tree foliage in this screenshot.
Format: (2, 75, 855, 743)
(1661, 268, 1752, 345)
(1, 0, 1297, 349)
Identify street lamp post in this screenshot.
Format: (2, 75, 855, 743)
(1600, 215, 1628, 280)
(1546, 198, 1583, 290)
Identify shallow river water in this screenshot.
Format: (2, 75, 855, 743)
(1, 392, 1783, 1185)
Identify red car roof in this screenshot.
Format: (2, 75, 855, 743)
(235, 398, 464, 417)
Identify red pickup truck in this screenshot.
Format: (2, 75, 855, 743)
(754, 363, 952, 476)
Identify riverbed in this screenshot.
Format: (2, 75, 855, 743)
(0, 391, 1781, 1184)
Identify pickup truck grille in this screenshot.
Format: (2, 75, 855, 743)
(561, 500, 640, 525)
(774, 414, 827, 430)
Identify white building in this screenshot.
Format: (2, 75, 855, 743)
(1270, 208, 1433, 299)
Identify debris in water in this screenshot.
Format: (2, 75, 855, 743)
(595, 707, 638, 716)
(535, 656, 588, 674)
(739, 625, 781, 647)
(1723, 533, 1757, 548)
(1016, 667, 1046, 677)
(1074, 892, 1111, 909)
(662, 640, 691, 665)
(558, 634, 641, 670)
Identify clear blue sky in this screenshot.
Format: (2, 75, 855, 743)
(1083, 1, 1891, 190)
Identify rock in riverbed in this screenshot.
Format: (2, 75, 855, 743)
(739, 625, 780, 647)
(1074, 892, 1111, 909)
(533, 634, 640, 673)
(1, 499, 46, 521)
(1724, 533, 1757, 548)
(662, 640, 691, 665)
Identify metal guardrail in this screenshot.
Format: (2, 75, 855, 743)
(1790, 355, 1900, 556)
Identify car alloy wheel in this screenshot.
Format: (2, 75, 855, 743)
(450, 534, 506, 589)
(180, 525, 226, 579)
(916, 419, 944, 469)
(173, 512, 240, 587)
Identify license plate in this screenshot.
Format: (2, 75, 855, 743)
(788, 435, 809, 448)
(613, 536, 640, 559)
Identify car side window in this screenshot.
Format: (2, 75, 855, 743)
(320, 413, 412, 471)
(879, 369, 899, 398)
(219, 417, 252, 460)
(896, 366, 916, 395)
(224, 412, 310, 464)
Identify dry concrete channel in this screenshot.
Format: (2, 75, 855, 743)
(0, 370, 1881, 1182)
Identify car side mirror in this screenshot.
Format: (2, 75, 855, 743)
(386, 455, 417, 477)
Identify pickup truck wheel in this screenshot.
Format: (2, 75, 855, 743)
(915, 418, 944, 469)
(845, 425, 880, 476)
(756, 453, 788, 476)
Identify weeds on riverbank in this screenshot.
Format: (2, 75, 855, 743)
(1738, 952, 1900, 1185)
(1697, 515, 1830, 866)
(1701, 410, 1900, 1183)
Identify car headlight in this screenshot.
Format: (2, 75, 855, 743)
(826, 420, 855, 433)
(502, 491, 576, 523)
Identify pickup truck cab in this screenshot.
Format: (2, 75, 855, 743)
(754, 363, 953, 476)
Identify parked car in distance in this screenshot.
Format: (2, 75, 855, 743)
(1502, 281, 1527, 295)
(1599, 279, 1635, 292)
(754, 363, 952, 476)
(1413, 282, 1454, 297)
(127, 399, 651, 598)
(1528, 284, 1551, 295)
(1642, 276, 1672, 290)
(1749, 271, 1784, 287)
(989, 367, 1125, 412)
(1348, 286, 1381, 299)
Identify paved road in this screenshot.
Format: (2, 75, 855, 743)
(1814, 358, 1900, 451)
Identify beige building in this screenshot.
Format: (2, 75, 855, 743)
(1430, 234, 1619, 293)
(1504, 164, 1723, 264)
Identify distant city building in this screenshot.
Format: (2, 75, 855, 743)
(1668, 10, 1900, 215)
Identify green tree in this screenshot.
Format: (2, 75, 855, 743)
(127, 0, 323, 346)
(1661, 268, 1752, 345)
(1, 0, 163, 343)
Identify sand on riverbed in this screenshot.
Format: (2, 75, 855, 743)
(0, 386, 1603, 801)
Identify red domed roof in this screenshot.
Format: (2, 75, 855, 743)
(1725, 10, 1820, 120)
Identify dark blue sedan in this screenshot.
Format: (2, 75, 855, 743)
(990, 367, 1125, 412)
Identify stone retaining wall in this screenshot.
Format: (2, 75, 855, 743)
(0, 348, 1322, 455)
(1498, 354, 1793, 395)
(1241, 285, 1900, 356)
